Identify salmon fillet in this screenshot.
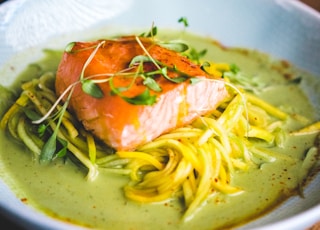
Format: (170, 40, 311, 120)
(55, 36, 228, 150)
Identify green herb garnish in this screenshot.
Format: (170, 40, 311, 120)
(178, 17, 189, 28)
(140, 23, 158, 37)
(185, 48, 207, 64)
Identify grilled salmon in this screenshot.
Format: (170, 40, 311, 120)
(55, 36, 228, 150)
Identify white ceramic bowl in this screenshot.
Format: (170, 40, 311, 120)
(0, 0, 319, 229)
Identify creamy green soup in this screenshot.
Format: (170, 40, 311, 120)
(0, 30, 319, 230)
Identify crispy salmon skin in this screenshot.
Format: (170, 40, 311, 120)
(55, 36, 228, 150)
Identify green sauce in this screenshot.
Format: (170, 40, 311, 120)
(0, 31, 319, 230)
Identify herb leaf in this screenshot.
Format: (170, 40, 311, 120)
(65, 42, 76, 53)
(55, 137, 68, 158)
(143, 77, 162, 92)
(129, 55, 152, 67)
(178, 17, 189, 27)
(24, 108, 42, 121)
(288, 77, 302, 85)
(190, 77, 202, 85)
(40, 134, 57, 164)
(186, 48, 207, 64)
(159, 42, 189, 53)
(159, 67, 187, 83)
(140, 25, 158, 37)
(123, 88, 156, 105)
(81, 79, 104, 98)
(38, 124, 47, 137)
(230, 64, 240, 74)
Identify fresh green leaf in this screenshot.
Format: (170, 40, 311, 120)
(178, 17, 189, 27)
(129, 55, 152, 67)
(168, 76, 187, 83)
(123, 88, 157, 105)
(160, 67, 187, 83)
(111, 86, 129, 95)
(140, 25, 158, 37)
(109, 76, 130, 96)
(186, 48, 207, 63)
(40, 134, 57, 164)
(288, 77, 302, 85)
(200, 61, 211, 71)
(55, 137, 68, 158)
(38, 124, 47, 137)
(190, 77, 202, 85)
(24, 108, 42, 121)
(173, 65, 179, 71)
(81, 79, 104, 98)
(65, 42, 76, 53)
(230, 64, 240, 74)
(159, 42, 189, 52)
(143, 77, 162, 92)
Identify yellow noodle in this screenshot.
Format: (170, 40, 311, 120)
(141, 149, 180, 186)
(246, 93, 288, 120)
(183, 179, 195, 207)
(157, 159, 193, 194)
(124, 186, 173, 203)
(126, 159, 150, 181)
(117, 151, 164, 170)
(86, 133, 96, 163)
(183, 144, 213, 221)
(17, 117, 41, 156)
(139, 139, 201, 172)
(0, 94, 29, 129)
(291, 121, 320, 135)
(248, 125, 275, 143)
(211, 180, 242, 194)
(62, 117, 79, 139)
(157, 129, 203, 140)
(7, 111, 23, 140)
(217, 94, 245, 131)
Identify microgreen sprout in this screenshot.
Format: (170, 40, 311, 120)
(140, 23, 157, 38)
(190, 77, 202, 85)
(64, 41, 103, 54)
(39, 87, 73, 164)
(230, 63, 240, 74)
(79, 41, 105, 98)
(158, 41, 189, 52)
(178, 17, 189, 28)
(186, 48, 207, 64)
(65, 42, 76, 53)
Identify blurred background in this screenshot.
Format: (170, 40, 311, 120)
(301, 0, 320, 11)
(0, 0, 319, 11)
